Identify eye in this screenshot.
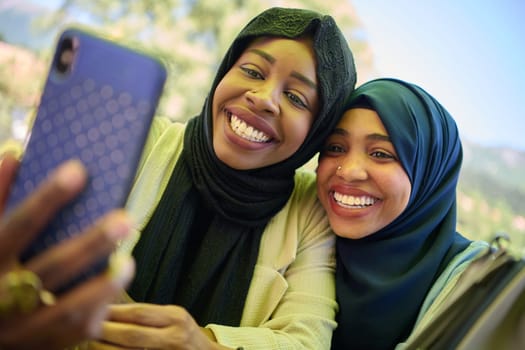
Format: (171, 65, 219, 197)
(284, 91, 307, 109)
(370, 150, 396, 160)
(240, 66, 263, 79)
(322, 142, 346, 156)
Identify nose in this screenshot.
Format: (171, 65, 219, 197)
(336, 155, 368, 181)
(245, 84, 280, 116)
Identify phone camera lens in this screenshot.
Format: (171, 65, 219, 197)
(56, 37, 77, 74)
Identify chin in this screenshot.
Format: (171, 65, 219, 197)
(330, 221, 371, 240)
(214, 148, 251, 170)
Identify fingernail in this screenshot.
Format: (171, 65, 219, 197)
(107, 253, 135, 285)
(103, 212, 133, 241)
(0, 151, 17, 165)
(0, 140, 22, 159)
(0, 150, 16, 159)
(54, 160, 87, 190)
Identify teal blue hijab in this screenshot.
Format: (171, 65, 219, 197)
(330, 78, 470, 349)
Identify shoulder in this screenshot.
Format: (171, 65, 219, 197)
(411, 241, 490, 329)
(289, 168, 319, 205)
(396, 241, 490, 349)
(281, 168, 327, 231)
(123, 117, 187, 251)
(141, 117, 186, 159)
(426, 241, 489, 303)
(149, 116, 185, 143)
(257, 168, 332, 267)
(438, 240, 491, 285)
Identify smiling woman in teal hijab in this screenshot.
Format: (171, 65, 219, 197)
(316, 78, 488, 349)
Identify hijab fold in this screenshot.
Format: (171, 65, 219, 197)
(128, 7, 356, 327)
(331, 78, 470, 349)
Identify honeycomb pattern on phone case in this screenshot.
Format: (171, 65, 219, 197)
(9, 78, 154, 261)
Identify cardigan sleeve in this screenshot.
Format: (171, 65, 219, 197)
(207, 170, 337, 350)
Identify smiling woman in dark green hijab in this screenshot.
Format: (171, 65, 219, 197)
(316, 78, 488, 349)
(89, 7, 356, 350)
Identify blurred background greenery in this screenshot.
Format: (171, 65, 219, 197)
(1, 0, 524, 254)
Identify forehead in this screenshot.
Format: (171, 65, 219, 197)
(242, 37, 318, 86)
(248, 35, 314, 48)
(338, 108, 387, 133)
(243, 36, 316, 63)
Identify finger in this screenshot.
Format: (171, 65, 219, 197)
(101, 318, 198, 350)
(107, 303, 187, 328)
(102, 304, 198, 349)
(100, 320, 159, 348)
(88, 340, 138, 349)
(0, 153, 19, 213)
(0, 160, 87, 259)
(0, 254, 134, 350)
(27, 210, 132, 291)
(88, 340, 144, 350)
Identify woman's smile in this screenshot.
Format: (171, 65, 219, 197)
(332, 191, 379, 209)
(228, 113, 271, 143)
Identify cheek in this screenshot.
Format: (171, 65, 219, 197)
(315, 160, 333, 206)
(212, 80, 227, 111)
(385, 171, 411, 215)
(315, 159, 331, 184)
(213, 72, 239, 108)
(284, 115, 312, 150)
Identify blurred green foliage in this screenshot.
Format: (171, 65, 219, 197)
(30, 0, 366, 122)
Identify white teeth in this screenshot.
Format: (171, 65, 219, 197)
(333, 192, 377, 208)
(229, 114, 271, 143)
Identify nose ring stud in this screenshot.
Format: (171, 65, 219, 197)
(337, 166, 342, 171)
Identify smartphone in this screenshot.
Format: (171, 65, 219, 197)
(5, 27, 167, 291)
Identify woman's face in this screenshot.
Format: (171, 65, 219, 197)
(316, 108, 411, 239)
(212, 37, 319, 170)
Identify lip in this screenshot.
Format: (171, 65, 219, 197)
(330, 183, 377, 198)
(219, 108, 277, 151)
(226, 106, 279, 141)
(328, 193, 376, 218)
(327, 183, 380, 217)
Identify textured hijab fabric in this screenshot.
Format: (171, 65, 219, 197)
(129, 7, 356, 327)
(331, 78, 470, 349)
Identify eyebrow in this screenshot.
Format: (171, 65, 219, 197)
(333, 128, 391, 142)
(249, 48, 275, 64)
(247, 48, 317, 90)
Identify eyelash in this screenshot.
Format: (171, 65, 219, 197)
(241, 66, 263, 79)
(370, 151, 395, 160)
(284, 92, 307, 108)
(323, 144, 344, 154)
(240, 66, 308, 109)
(322, 144, 397, 161)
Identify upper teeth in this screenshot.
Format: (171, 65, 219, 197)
(333, 192, 377, 208)
(230, 114, 271, 143)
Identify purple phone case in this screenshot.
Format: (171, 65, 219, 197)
(6, 28, 166, 290)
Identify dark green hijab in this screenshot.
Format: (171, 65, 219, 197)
(330, 78, 470, 349)
(129, 7, 356, 326)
